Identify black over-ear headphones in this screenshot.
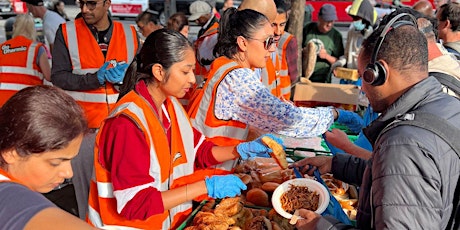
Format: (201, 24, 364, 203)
(362, 13, 418, 86)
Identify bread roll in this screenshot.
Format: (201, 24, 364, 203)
(261, 182, 280, 193)
(246, 188, 270, 207)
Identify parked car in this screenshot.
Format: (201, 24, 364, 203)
(0, 0, 15, 19)
(110, 0, 149, 20)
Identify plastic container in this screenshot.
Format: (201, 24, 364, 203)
(271, 178, 330, 219)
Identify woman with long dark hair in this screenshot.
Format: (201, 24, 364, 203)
(88, 29, 274, 229)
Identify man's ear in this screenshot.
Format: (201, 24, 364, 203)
(236, 36, 248, 52)
(151, 63, 164, 82)
(445, 19, 452, 30)
(104, 0, 111, 8)
(379, 59, 391, 85)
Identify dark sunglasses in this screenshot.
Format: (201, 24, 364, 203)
(249, 36, 275, 50)
(78, 0, 105, 10)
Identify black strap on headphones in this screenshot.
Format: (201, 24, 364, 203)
(369, 13, 418, 67)
(363, 13, 418, 86)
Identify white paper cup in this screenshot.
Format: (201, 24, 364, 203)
(271, 178, 330, 219)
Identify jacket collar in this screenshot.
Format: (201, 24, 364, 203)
(364, 76, 442, 144)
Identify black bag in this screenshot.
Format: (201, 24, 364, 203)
(380, 111, 460, 230)
(429, 72, 460, 96)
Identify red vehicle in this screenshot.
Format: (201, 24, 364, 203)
(306, 0, 434, 22)
(11, 0, 27, 14)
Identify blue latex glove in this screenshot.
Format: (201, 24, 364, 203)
(97, 62, 110, 85)
(336, 109, 365, 134)
(205, 175, 247, 199)
(236, 134, 284, 160)
(105, 62, 129, 84)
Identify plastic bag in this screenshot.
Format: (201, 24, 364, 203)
(314, 169, 352, 225)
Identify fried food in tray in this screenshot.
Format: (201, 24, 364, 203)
(244, 216, 272, 230)
(185, 197, 297, 230)
(185, 197, 252, 229)
(321, 173, 348, 198)
(280, 184, 320, 214)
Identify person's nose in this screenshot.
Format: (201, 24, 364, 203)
(60, 161, 74, 179)
(274, 25, 282, 35)
(189, 72, 196, 85)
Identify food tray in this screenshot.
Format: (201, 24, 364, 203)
(177, 198, 272, 230)
(176, 200, 209, 230)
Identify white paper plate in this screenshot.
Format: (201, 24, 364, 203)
(271, 178, 330, 219)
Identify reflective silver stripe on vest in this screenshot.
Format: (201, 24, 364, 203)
(27, 42, 38, 69)
(87, 205, 104, 227)
(279, 69, 289, 76)
(281, 84, 291, 95)
(122, 23, 135, 62)
(160, 97, 193, 221)
(0, 83, 32, 91)
(191, 62, 249, 140)
(169, 97, 195, 178)
(277, 32, 291, 58)
(0, 66, 43, 79)
(64, 90, 118, 103)
(260, 67, 279, 91)
(0, 175, 9, 181)
(65, 21, 82, 70)
(96, 181, 114, 198)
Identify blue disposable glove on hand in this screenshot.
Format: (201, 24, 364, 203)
(336, 109, 365, 133)
(97, 62, 110, 85)
(105, 62, 129, 84)
(205, 175, 247, 199)
(236, 134, 284, 160)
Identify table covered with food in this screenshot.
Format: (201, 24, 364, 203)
(178, 134, 360, 230)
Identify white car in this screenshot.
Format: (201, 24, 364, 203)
(110, 0, 148, 19)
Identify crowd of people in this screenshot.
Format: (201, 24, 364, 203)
(0, 0, 459, 229)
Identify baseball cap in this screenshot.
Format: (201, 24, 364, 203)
(319, 4, 338, 21)
(188, 0, 212, 21)
(21, 0, 44, 6)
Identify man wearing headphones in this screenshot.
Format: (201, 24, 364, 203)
(292, 11, 460, 229)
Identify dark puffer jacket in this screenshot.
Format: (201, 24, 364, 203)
(317, 77, 460, 229)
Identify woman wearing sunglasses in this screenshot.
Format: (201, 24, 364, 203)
(188, 8, 362, 158)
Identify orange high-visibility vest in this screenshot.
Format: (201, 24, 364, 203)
(193, 22, 219, 82)
(277, 32, 293, 99)
(61, 18, 138, 128)
(0, 36, 45, 106)
(180, 22, 220, 109)
(87, 91, 194, 229)
(188, 56, 249, 147)
(261, 54, 282, 98)
(187, 57, 248, 193)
